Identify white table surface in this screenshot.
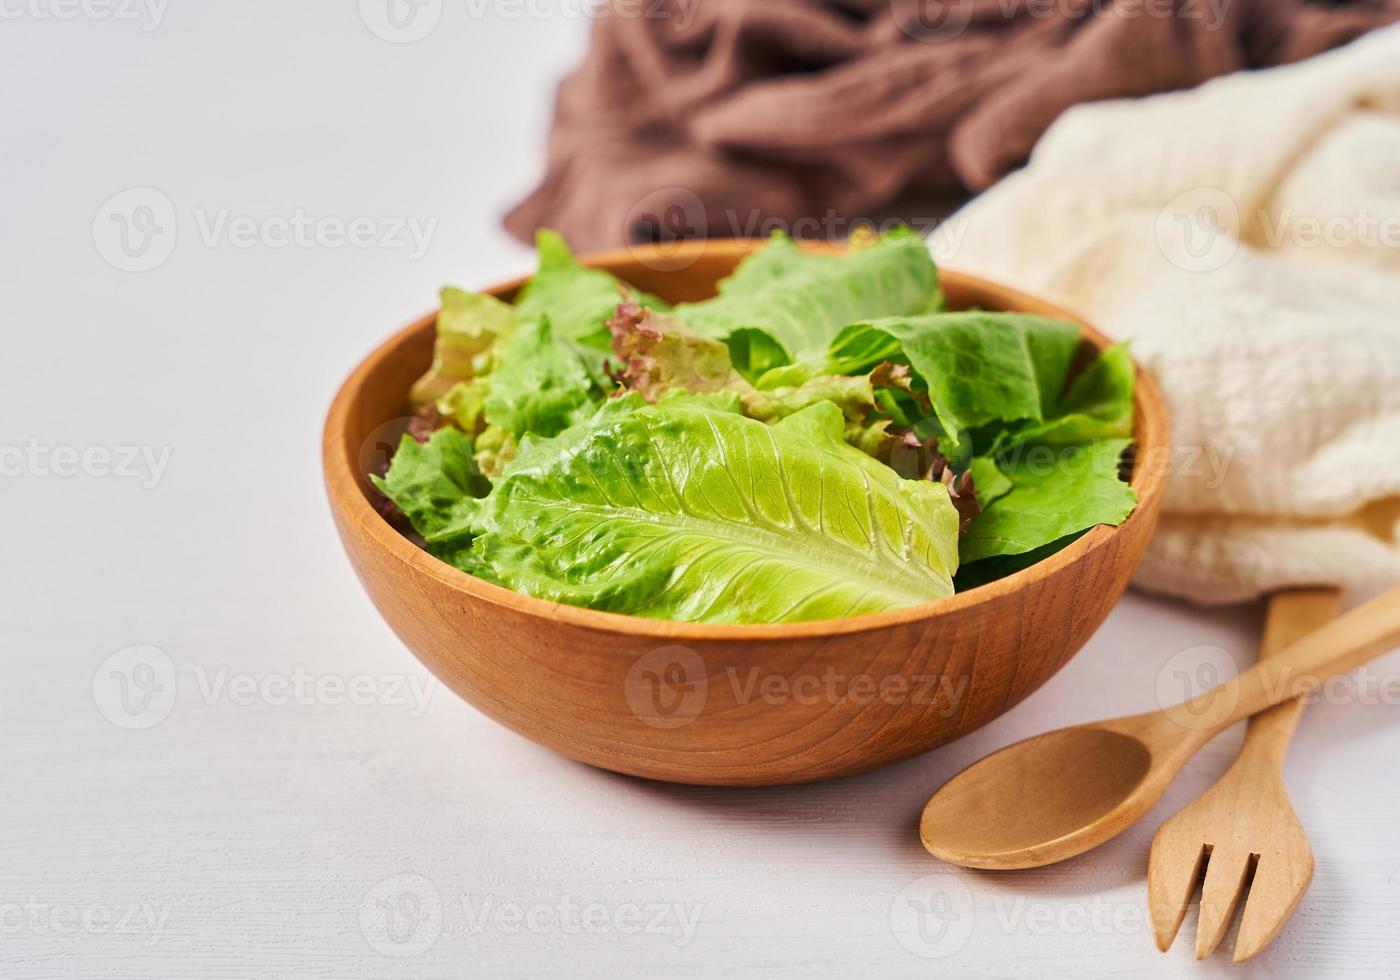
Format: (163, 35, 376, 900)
(4, 5, 1399, 977)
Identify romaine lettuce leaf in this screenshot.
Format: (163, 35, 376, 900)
(959, 438, 1137, 564)
(469, 400, 961, 624)
(826, 312, 1082, 450)
(674, 229, 940, 375)
(950, 343, 1136, 579)
(992, 343, 1135, 450)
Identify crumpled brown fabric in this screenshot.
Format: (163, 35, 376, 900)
(505, 0, 1400, 251)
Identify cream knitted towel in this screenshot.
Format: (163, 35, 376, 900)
(932, 26, 1400, 605)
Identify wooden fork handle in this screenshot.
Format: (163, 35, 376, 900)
(1244, 589, 1343, 765)
(1183, 583, 1400, 731)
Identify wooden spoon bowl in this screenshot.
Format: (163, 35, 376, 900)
(323, 239, 1170, 786)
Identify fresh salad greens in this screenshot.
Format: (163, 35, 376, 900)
(372, 229, 1138, 625)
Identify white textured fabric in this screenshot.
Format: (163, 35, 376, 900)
(931, 26, 1400, 605)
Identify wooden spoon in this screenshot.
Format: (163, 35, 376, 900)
(920, 583, 1400, 870)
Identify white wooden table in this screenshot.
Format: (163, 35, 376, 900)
(4, 5, 1398, 977)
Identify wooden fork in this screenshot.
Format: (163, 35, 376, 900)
(1147, 587, 1341, 962)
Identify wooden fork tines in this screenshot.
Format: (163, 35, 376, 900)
(1147, 588, 1341, 962)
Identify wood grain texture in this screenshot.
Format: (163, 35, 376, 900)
(1148, 588, 1341, 962)
(322, 240, 1172, 786)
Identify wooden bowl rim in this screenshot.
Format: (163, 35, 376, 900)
(324, 240, 1170, 642)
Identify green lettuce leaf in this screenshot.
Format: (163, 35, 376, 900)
(436, 379, 487, 431)
(826, 312, 1082, 450)
(607, 302, 882, 435)
(514, 230, 666, 346)
(968, 455, 1013, 509)
(992, 343, 1135, 450)
(607, 305, 743, 403)
(951, 343, 1136, 581)
(954, 530, 1090, 591)
(469, 400, 961, 624)
(481, 316, 599, 441)
(375, 227, 1140, 615)
(472, 423, 518, 479)
(959, 438, 1137, 564)
(742, 375, 877, 426)
(674, 229, 940, 376)
(370, 428, 488, 571)
(410, 288, 516, 408)
(711, 232, 824, 293)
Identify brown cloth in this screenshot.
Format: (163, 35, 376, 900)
(505, 0, 1400, 251)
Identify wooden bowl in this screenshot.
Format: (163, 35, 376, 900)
(324, 240, 1169, 786)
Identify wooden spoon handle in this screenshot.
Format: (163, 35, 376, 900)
(1184, 584, 1400, 730)
(1242, 588, 1342, 764)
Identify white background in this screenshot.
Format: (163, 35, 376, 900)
(3, 3, 1399, 977)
